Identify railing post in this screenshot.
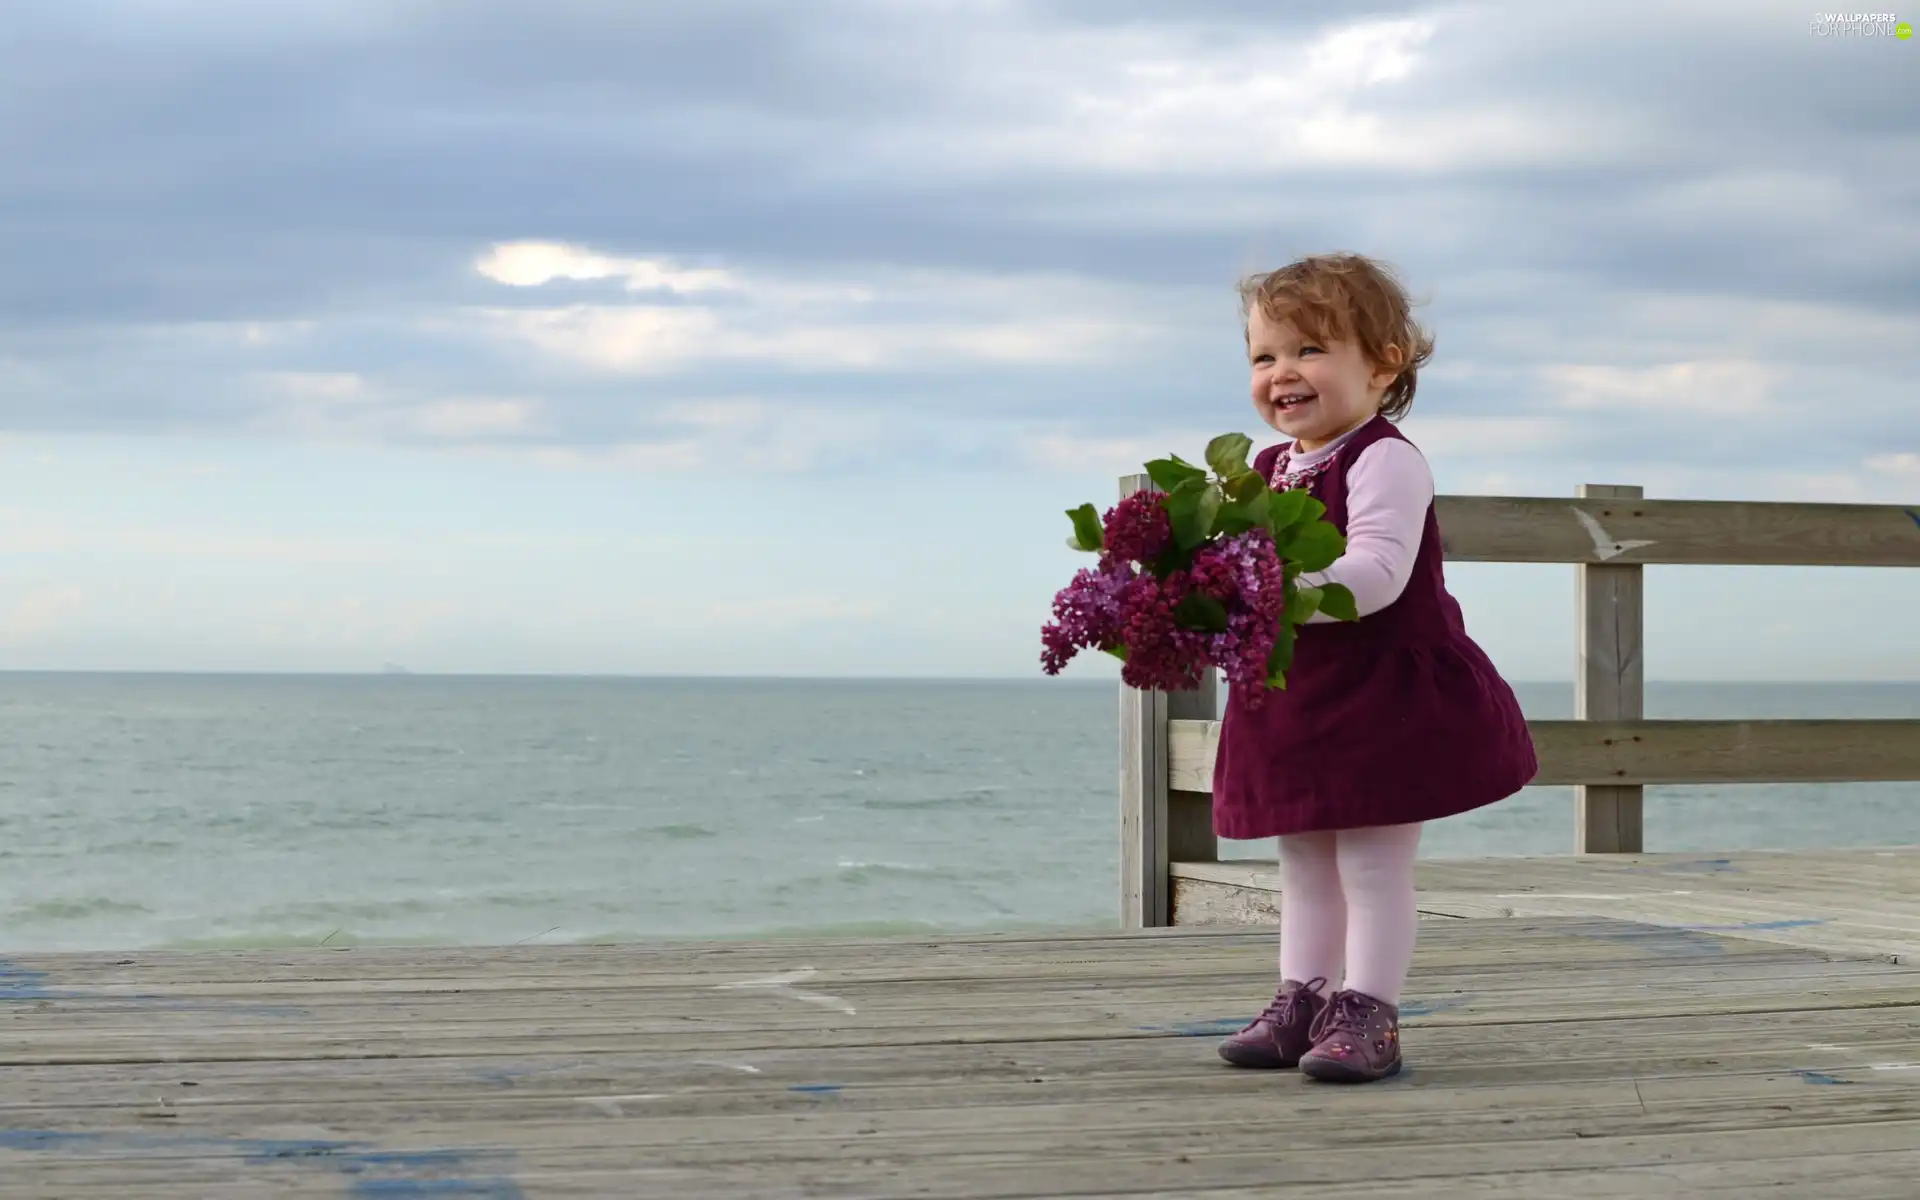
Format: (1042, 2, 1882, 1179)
(1118, 473, 1219, 927)
(1575, 483, 1645, 852)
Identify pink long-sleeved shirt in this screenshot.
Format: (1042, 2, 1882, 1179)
(1272, 425, 1434, 623)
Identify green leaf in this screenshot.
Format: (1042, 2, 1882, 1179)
(1144, 456, 1207, 493)
(1166, 478, 1221, 550)
(1284, 585, 1323, 626)
(1103, 644, 1128, 662)
(1265, 622, 1295, 688)
(1264, 488, 1311, 533)
(1216, 495, 1268, 536)
(1222, 469, 1265, 504)
(1173, 591, 1230, 632)
(1065, 503, 1104, 553)
(1204, 433, 1254, 479)
(1316, 582, 1359, 622)
(1279, 522, 1345, 573)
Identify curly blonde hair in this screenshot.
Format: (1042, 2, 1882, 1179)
(1238, 253, 1435, 420)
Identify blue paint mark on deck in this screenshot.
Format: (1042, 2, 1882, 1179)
(1399, 996, 1469, 1018)
(474, 1063, 575, 1087)
(0, 960, 68, 1002)
(0, 956, 303, 1018)
(789, 1083, 843, 1095)
(1679, 919, 1830, 933)
(1795, 1069, 1850, 1085)
(236, 1136, 362, 1161)
(1661, 858, 1739, 874)
(1905, 508, 1920, 531)
(0, 1130, 104, 1152)
(0, 1129, 520, 1194)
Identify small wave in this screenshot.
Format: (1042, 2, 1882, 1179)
(88, 838, 186, 855)
(10, 898, 153, 922)
(250, 898, 445, 923)
(833, 859, 963, 885)
(647, 823, 719, 840)
(152, 929, 448, 951)
(861, 789, 1002, 811)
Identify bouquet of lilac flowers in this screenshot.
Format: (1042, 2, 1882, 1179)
(1040, 433, 1356, 703)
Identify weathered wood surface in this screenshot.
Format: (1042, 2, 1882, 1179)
(1433, 493, 1920, 566)
(1118, 471, 1169, 929)
(1575, 483, 1645, 852)
(3, 906, 1920, 1198)
(1175, 847, 1920, 963)
(4, 911, 1919, 1197)
(1168, 717, 1920, 789)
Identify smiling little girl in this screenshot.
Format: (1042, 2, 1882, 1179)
(1212, 253, 1537, 1083)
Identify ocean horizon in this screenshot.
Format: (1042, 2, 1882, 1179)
(2, 672, 1915, 954)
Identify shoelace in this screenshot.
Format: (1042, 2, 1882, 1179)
(1249, 976, 1327, 1031)
(1312, 990, 1379, 1040)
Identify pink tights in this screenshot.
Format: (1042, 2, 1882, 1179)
(1277, 823, 1423, 1004)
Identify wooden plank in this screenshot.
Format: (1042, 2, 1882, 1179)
(1117, 665, 1166, 929)
(1117, 469, 1168, 929)
(1117, 467, 1162, 927)
(1173, 848, 1920, 960)
(1168, 717, 1920, 788)
(1576, 484, 1644, 852)
(1540, 718, 1920, 785)
(1165, 675, 1216, 866)
(1433, 492, 1920, 566)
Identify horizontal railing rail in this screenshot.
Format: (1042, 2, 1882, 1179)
(1169, 717, 1920, 789)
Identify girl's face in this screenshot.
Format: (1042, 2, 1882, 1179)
(1247, 306, 1399, 452)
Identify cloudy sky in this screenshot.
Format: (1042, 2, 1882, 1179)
(1, 0, 1915, 680)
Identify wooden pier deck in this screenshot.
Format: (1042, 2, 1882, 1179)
(4, 848, 1918, 1198)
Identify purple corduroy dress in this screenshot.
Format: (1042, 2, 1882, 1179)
(1211, 415, 1538, 838)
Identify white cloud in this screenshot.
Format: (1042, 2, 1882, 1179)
(1016, 427, 1225, 476)
(1395, 414, 1570, 458)
(1866, 452, 1919, 479)
(251, 371, 542, 441)
(1539, 360, 1779, 415)
(522, 399, 894, 474)
(475, 241, 738, 293)
(469, 242, 1158, 374)
(474, 304, 722, 372)
(840, 13, 1645, 179)
(260, 371, 373, 401)
(408, 398, 538, 438)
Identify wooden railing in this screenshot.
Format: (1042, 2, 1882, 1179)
(1119, 476, 1920, 928)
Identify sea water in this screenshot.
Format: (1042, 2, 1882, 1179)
(0, 673, 1914, 952)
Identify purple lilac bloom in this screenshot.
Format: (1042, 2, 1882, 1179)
(1101, 491, 1172, 566)
(1041, 561, 1135, 675)
(1042, 501, 1295, 703)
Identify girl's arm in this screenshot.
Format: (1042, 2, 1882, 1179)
(1301, 439, 1433, 621)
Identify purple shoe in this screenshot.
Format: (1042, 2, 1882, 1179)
(1217, 977, 1328, 1069)
(1300, 988, 1401, 1083)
